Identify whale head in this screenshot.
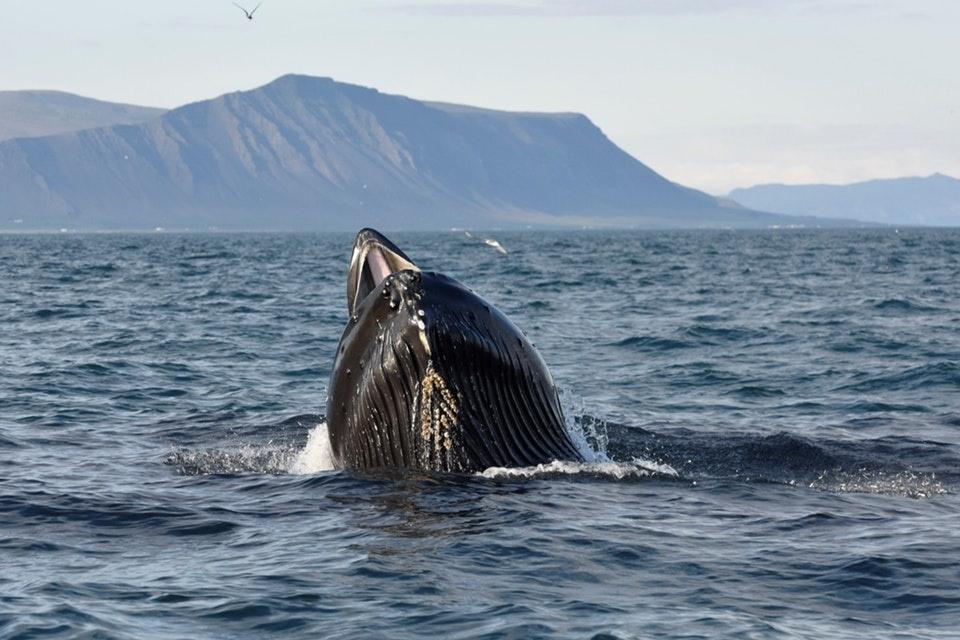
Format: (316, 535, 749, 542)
(327, 228, 583, 472)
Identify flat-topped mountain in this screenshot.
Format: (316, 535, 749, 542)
(0, 90, 165, 142)
(730, 174, 960, 226)
(0, 75, 840, 230)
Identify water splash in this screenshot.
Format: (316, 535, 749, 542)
(165, 415, 953, 498)
(165, 444, 297, 475)
(477, 396, 680, 480)
(807, 468, 948, 499)
(480, 458, 678, 480)
(288, 423, 335, 474)
(165, 422, 334, 476)
(566, 416, 609, 463)
(560, 391, 609, 462)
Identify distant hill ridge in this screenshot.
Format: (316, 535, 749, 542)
(730, 174, 960, 226)
(0, 74, 843, 230)
(0, 90, 165, 142)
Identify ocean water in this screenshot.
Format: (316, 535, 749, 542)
(2, 228, 959, 639)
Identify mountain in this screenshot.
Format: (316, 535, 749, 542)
(730, 174, 960, 226)
(0, 75, 841, 231)
(0, 90, 165, 142)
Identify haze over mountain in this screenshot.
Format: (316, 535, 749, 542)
(0, 90, 165, 142)
(730, 174, 960, 227)
(0, 75, 849, 231)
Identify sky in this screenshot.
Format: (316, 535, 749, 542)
(1, 0, 957, 194)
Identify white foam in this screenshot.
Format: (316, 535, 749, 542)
(480, 458, 678, 480)
(808, 468, 948, 499)
(287, 422, 335, 475)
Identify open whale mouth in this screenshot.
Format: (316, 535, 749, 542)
(347, 228, 420, 315)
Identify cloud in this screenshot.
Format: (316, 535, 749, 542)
(390, 0, 901, 17)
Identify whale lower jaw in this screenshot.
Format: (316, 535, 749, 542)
(419, 317, 583, 472)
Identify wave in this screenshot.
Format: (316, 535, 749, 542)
(681, 325, 763, 343)
(609, 325, 765, 352)
(837, 361, 960, 392)
(163, 412, 956, 499)
(181, 251, 239, 261)
(0, 433, 23, 449)
(870, 298, 941, 313)
(31, 306, 89, 320)
(601, 420, 956, 499)
(725, 384, 786, 399)
(608, 335, 691, 351)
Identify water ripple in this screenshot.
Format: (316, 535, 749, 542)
(2, 229, 960, 639)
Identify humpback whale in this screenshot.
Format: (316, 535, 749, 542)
(326, 229, 583, 473)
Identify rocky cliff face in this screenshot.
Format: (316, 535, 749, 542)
(0, 75, 806, 230)
(0, 90, 164, 142)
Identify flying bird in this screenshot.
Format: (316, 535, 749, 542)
(461, 231, 507, 255)
(233, 2, 261, 20)
(483, 238, 508, 255)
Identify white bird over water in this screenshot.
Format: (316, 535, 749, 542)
(233, 2, 261, 20)
(462, 230, 507, 254)
(484, 238, 508, 255)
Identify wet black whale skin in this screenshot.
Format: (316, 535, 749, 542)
(326, 268, 583, 473)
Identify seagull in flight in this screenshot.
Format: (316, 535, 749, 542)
(233, 2, 261, 20)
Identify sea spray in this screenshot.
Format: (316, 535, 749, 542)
(480, 459, 679, 480)
(288, 422, 335, 474)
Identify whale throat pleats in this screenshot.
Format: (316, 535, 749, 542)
(424, 312, 582, 471)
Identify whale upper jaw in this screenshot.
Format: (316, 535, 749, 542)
(347, 228, 419, 316)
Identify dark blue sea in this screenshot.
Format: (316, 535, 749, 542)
(2, 229, 959, 639)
